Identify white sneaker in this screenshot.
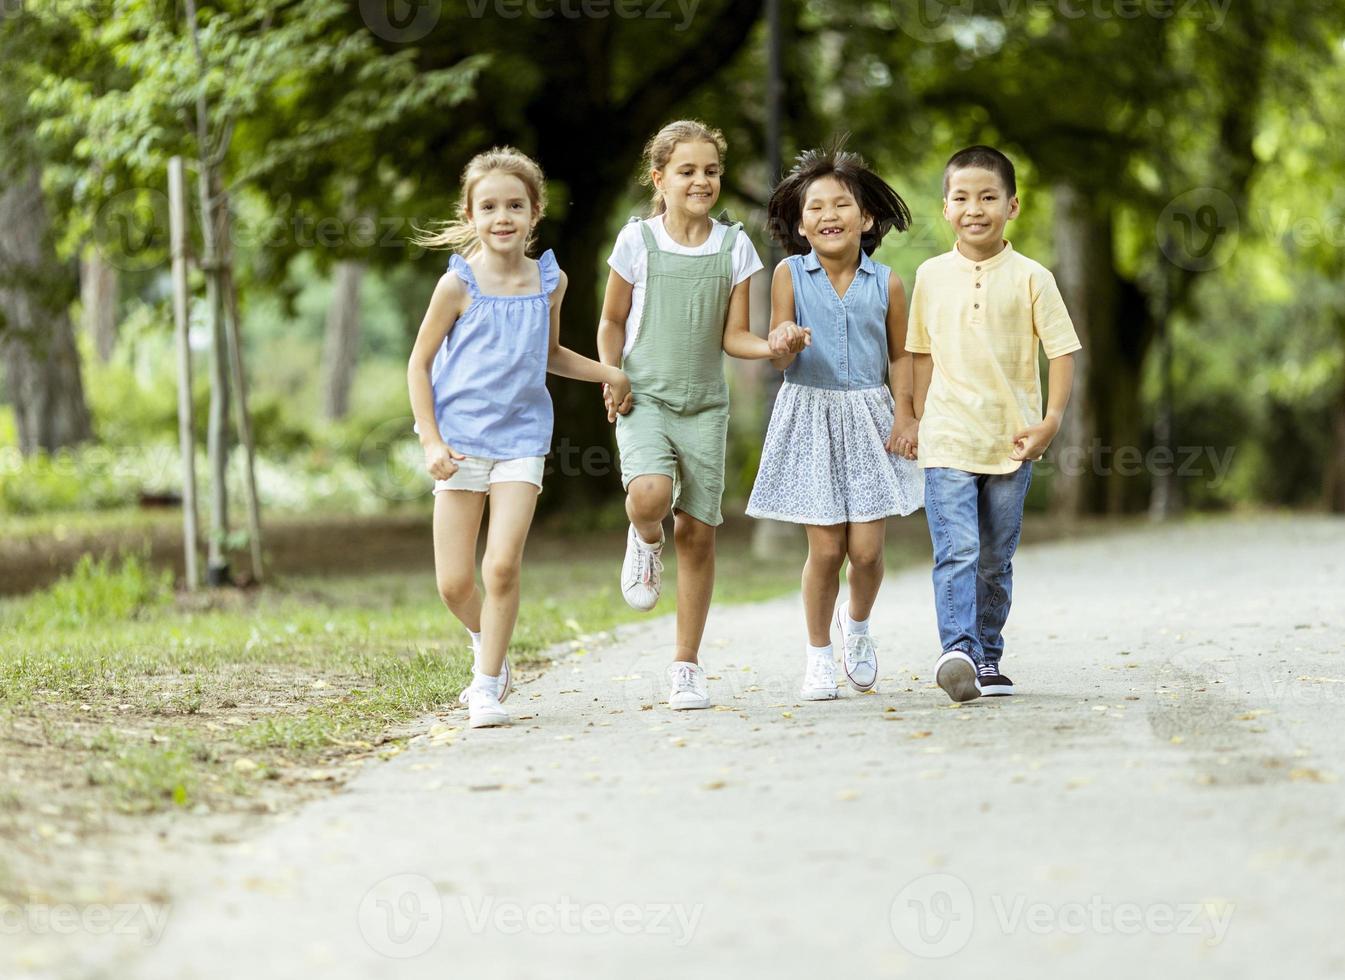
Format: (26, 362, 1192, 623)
(666, 662, 710, 710)
(800, 650, 839, 701)
(457, 661, 511, 706)
(621, 524, 664, 611)
(835, 603, 878, 692)
(457, 635, 511, 705)
(935, 649, 981, 703)
(466, 682, 510, 728)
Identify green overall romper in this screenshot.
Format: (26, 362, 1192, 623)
(615, 217, 740, 527)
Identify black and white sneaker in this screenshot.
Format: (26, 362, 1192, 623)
(976, 664, 1014, 697)
(934, 650, 981, 703)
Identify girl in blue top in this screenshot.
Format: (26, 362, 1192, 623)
(408, 147, 630, 730)
(747, 145, 923, 702)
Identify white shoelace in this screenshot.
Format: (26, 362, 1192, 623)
(806, 658, 835, 687)
(670, 663, 699, 692)
(633, 542, 663, 586)
(846, 635, 875, 668)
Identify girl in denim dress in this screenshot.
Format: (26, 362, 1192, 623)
(748, 145, 923, 702)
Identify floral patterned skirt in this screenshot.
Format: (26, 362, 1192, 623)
(747, 382, 924, 525)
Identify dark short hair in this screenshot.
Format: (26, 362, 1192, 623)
(943, 145, 1017, 198)
(767, 139, 913, 256)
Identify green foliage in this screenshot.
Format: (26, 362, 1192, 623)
(15, 553, 173, 631)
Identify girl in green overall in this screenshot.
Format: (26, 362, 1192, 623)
(597, 120, 807, 710)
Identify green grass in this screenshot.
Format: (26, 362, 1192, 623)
(0, 523, 833, 817)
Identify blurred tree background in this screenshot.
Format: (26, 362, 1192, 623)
(2, 0, 1343, 542)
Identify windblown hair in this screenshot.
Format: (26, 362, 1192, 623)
(411, 146, 548, 255)
(943, 145, 1017, 198)
(767, 140, 913, 256)
(639, 119, 728, 216)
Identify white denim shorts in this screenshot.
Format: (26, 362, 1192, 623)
(433, 455, 545, 494)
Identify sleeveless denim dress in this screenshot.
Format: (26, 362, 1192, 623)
(747, 248, 923, 524)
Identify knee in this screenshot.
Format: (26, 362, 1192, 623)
(437, 573, 476, 608)
(847, 544, 884, 574)
(807, 541, 846, 575)
(481, 554, 520, 595)
(936, 530, 979, 567)
(673, 515, 715, 556)
(628, 480, 670, 521)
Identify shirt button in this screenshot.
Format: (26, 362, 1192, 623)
(974, 303, 980, 309)
(975, 283, 981, 288)
(975, 266, 982, 271)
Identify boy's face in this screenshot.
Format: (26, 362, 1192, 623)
(943, 166, 1019, 251)
(652, 140, 722, 219)
(797, 175, 873, 260)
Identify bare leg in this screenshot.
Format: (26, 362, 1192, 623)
(843, 519, 887, 622)
(802, 524, 847, 646)
(626, 474, 673, 544)
(672, 511, 716, 663)
(476, 482, 540, 677)
(432, 490, 487, 632)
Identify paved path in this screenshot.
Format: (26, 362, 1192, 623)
(76, 517, 1345, 978)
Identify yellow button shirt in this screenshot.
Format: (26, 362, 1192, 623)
(906, 241, 1081, 474)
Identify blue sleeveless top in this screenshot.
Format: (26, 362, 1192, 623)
(427, 250, 558, 459)
(783, 249, 892, 390)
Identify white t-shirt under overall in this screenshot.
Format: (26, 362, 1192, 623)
(607, 214, 764, 357)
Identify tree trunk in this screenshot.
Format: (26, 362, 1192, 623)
(1326, 322, 1345, 513)
(0, 165, 93, 455)
(1048, 182, 1103, 518)
(80, 246, 120, 362)
(321, 259, 364, 421)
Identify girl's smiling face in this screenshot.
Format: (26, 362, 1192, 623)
(652, 140, 722, 218)
(469, 172, 538, 256)
(798, 175, 872, 259)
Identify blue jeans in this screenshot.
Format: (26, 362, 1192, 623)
(923, 464, 1032, 668)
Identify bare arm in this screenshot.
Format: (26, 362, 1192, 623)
(407, 271, 469, 478)
(768, 261, 809, 371)
(596, 269, 635, 418)
(1011, 352, 1075, 461)
(886, 271, 919, 458)
(721, 279, 773, 360)
(547, 270, 630, 422)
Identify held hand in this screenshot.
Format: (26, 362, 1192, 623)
(890, 418, 919, 460)
(603, 377, 634, 424)
(767, 322, 811, 356)
(1010, 419, 1059, 461)
(425, 441, 466, 481)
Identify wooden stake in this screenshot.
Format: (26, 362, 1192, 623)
(168, 157, 199, 591)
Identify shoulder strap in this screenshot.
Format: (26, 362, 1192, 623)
(638, 218, 659, 253)
(536, 249, 561, 294)
(448, 254, 481, 299)
(717, 221, 742, 256)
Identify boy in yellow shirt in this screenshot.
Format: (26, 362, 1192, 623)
(901, 146, 1081, 702)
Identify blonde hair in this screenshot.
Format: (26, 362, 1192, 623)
(639, 120, 728, 216)
(412, 147, 548, 254)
